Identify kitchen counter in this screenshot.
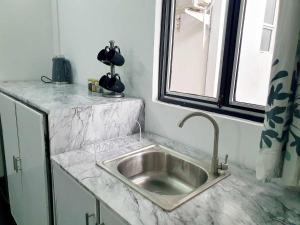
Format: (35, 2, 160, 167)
(51, 133, 300, 225)
(0, 81, 139, 113)
(0, 81, 144, 154)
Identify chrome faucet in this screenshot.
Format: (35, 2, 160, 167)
(178, 112, 228, 176)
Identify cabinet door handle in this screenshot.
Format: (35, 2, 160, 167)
(85, 213, 96, 225)
(13, 156, 17, 172)
(13, 156, 22, 173)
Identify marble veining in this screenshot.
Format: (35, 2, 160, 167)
(48, 100, 144, 154)
(0, 81, 135, 113)
(0, 81, 145, 154)
(51, 133, 300, 225)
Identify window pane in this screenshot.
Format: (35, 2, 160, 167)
(264, 0, 277, 25)
(169, 0, 228, 98)
(234, 0, 278, 106)
(260, 28, 272, 51)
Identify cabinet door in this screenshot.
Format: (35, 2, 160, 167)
(100, 202, 129, 225)
(0, 93, 23, 224)
(52, 163, 97, 225)
(15, 102, 50, 225)
(0, 129, 5, 178)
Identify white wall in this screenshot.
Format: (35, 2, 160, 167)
(0, 0, 54, 81)
(56, 0, 263, 170)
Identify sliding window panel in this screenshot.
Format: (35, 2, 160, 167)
(232, 0, 279, 107)
(167, 0, 229, 99)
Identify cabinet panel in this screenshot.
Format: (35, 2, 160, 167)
(100, 202, 129, 225)
(0, 93, 22, 224)
(52, 163, 97, 225)
(0, 132, 4, 178)
(15, 102, 50, 225)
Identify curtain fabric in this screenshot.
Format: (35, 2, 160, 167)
(257, 0, 300, 186)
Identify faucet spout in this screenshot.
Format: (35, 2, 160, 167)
(178, 112, 220, 176)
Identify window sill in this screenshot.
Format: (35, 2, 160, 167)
(152, 98, 264, 127)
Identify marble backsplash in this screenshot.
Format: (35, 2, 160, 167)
(48, 99, 144, 155)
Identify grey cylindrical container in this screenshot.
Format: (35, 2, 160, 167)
(52, 57, 72, 84)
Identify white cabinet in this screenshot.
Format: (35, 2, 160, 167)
(15, 102, 50, 225)
(0, 133, 4, 178)
(52, 163, 97, 225)
(1, 93, 131, 225)
(52, 163, 129, 225)
(0, 93, 50, 225)
(99, 202, 129, 225)
(0, 93, 23, 224)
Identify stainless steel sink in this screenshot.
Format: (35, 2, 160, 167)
(97, 145, 230, 211)
(118, 150, 209, 196)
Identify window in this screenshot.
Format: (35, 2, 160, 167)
(260, 0, 278, 52)
(158, 0, 279, 122)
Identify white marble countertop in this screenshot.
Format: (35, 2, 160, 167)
(51, 133, 300, 225)
(0, 81, 139, 113)
(0, 80, 144, 155)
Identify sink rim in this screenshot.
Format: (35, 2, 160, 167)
(97, 145, 230, 211)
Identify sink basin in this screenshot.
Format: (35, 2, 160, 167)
(117, 151, 208, 195)
(97, 145, 230, 211)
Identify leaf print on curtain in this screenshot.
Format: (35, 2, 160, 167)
(281, 41, 300, 186)
(257, 0, 300, 186)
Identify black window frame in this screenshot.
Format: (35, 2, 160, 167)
(158, 0, 265, 122)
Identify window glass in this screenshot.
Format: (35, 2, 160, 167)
(260, 28, 272, 52)
(169, 0, 228, 98)
(233, 0, 279, 106)
(158, 0, 277, 121)
(264, 0, 277, 25)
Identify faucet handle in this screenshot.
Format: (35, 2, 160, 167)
(224, 154, 228, 164)
(219, 154, 229, 171)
